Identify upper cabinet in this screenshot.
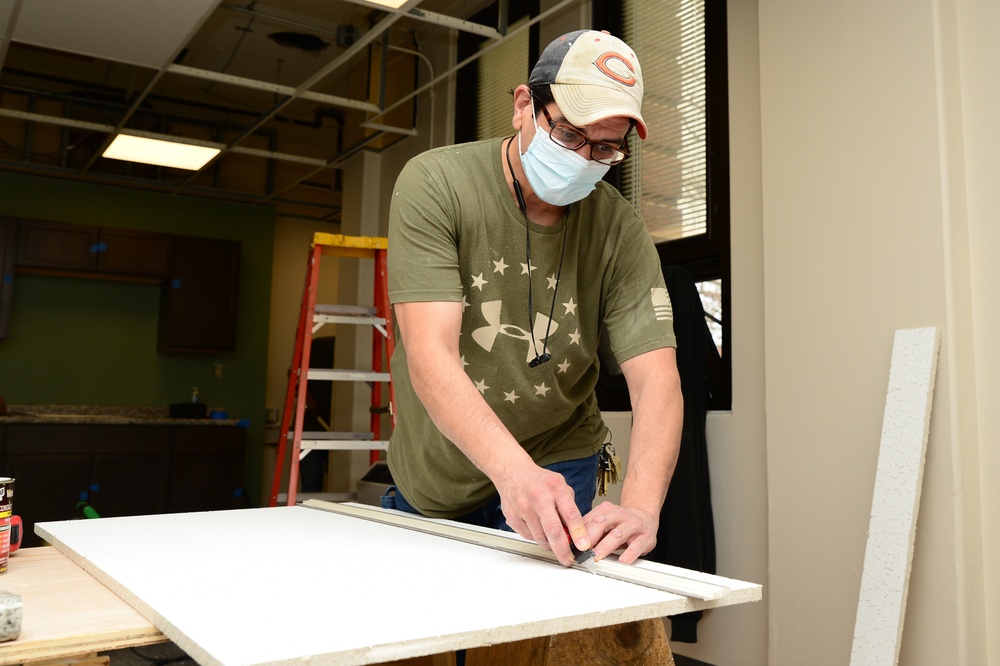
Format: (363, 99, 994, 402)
(158, 236, 241, 353)
(4, 218, 241, 352)
(16, 219, 100, 271)
(0, 218, 15, 340)
(16, 219, 170, 278)
(99, 227, 172, 277)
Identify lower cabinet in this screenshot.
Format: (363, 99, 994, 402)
(169, 426, 246, 513)
(0, 423, 246, 548)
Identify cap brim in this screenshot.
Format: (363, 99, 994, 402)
(552, 84, 648, 140)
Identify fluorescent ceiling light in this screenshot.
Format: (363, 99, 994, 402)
(356, 0, 413, 8)
(103, 134, 220, 170)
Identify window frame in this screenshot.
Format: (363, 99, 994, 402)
(595, 0, 731, 410)
(454, 0, 541, 144)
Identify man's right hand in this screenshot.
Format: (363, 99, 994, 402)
(495, 462, 591, 568)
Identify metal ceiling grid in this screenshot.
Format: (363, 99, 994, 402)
(0, 0, 580, 222)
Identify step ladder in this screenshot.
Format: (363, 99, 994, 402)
(268, 233, 395, 507)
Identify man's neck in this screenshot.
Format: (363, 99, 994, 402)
(502, 136, 565, 227)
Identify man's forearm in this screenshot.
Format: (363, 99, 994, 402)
(618, 350, 683, 519)
(409, 349, 534, 482)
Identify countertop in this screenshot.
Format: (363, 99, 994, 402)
(0, 404, 243, 426)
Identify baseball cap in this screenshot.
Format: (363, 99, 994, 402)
(527, 30, 647, 140)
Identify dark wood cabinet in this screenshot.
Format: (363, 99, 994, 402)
(98, 227, 172, 277)
(0, 423, 246, 548)
(0, 218, 15, 340)
(16, 219, 100, 271)
(5, 218, 241, 351)
(3, 451, 91, 547)
(169, 426, 246, 513)
(16, 219, 171, 278)
(158, 236, 241, 352)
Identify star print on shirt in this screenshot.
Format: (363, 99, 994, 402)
(459, 247, 586, 411)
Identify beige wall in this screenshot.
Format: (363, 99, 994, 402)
(959, 0, 1000, 657)
(758, 0, 995, 663)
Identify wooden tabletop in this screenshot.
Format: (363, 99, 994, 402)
(0, 547, 164, 665)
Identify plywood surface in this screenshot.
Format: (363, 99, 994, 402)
(38, 506, 759, 666)
(0, 547, 164, 665)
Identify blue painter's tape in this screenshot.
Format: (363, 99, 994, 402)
(89, 242, 108, 254)
(237, 419, 250, 428)
(233, 488, 244, 498)
(171, 278, 182, 289)
(90, 483, 100, 493)
(79, 490, 89, 501)
(2, 274, 11, 284)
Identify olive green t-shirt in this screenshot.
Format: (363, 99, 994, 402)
(387, 138, 675, 518)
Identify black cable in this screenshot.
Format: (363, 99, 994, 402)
(504, 136, 567, 367)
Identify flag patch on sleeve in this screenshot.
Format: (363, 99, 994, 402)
(651, 288, 673, 321)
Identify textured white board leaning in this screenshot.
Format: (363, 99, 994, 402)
(850, 327, 940, 666)
(38, 505, 760, 666)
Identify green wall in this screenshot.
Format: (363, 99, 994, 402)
(0, 172, 274, 504)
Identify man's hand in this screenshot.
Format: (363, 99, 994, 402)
(583, 501, 659, 565)
(495, 462, 592, 568)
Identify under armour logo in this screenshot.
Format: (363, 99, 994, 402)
(472, 300, 559, 363)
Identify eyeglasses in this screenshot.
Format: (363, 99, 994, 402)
(538, 104, 631, 166)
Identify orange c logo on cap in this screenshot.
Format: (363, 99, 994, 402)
(594, 52, 637, 87)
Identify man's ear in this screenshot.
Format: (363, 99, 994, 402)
(511, 84, 533, 132)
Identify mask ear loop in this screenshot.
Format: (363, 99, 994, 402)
(505, 133, 567, 368)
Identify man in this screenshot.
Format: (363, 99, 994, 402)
(384, 29, 683, 569)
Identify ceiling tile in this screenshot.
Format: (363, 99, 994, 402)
(11, 0, 222, 68)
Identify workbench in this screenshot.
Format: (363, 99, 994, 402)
(0, 547, 165, 665)
(21, 506, 760, 665)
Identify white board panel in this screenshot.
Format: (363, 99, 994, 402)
(850, 327, 940, 666)
(38, 506, 760, 666)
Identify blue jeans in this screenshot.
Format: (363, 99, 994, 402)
(380, 452, 600, 531)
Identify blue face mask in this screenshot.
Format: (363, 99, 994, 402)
(519, 100, 611, 206)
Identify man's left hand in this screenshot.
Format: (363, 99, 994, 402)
(583, 501, 658, 565)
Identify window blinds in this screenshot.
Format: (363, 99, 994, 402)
(621, 0, 707, 243)
(476, 19, 530, 140)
